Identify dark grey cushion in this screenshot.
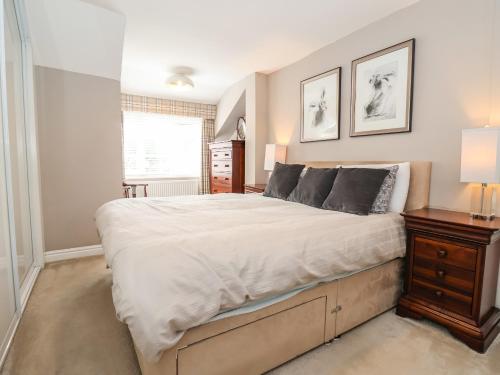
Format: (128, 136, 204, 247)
(370, 165, 399, 214)
(263, 162, 305, 200)
(322, 167, 390, 215)
(287, 168, 339, 208)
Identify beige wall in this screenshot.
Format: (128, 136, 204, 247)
(492, 0, 500, 125)
(268, 0, 499, 212)
(35, 66, 123, 251)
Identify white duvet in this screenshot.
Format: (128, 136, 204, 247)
(95, 193, 406, 362)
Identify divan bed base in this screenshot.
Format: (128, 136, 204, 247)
(134, 259, 404, 375)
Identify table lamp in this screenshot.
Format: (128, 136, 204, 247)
(460, 127, 500, 220)
(264, 144, 287, 171)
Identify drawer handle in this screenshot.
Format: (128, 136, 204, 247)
(214, 189, 218, 193)
(224, 153, 230, 156)
(436, 270, 446, 278)
(214, 176, 218, 180)
(437, 249, 447, 258)
(214, 154, 218, 157)
(225, 177, 229, 181)
(225, 164, 230, 168)
(435, 290, 443, 298)
(214, 164, 219, 167)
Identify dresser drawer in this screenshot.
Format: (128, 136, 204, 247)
(413, 257, 475, 294)
(211, 149, 232, 160)
(211, 182, 232, 194)
(212, 160, 232, 174)
(413, 236, 477, 271)
(411, 278, 472, 316)
(212, 174, 232, 186)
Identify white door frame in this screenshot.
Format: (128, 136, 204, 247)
(15, 0, 44, 271)
(0, 12, 18, 367)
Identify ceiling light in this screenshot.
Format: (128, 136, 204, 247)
(166, 74, 194, 90)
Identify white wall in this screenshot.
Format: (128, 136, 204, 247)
(215, 91, 245, 141)
(216, 73, 268, 184)
(25, 0, 125, 81)
(215, 77, 247, 135)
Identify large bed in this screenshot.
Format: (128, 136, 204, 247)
(96, 161, 431, 375)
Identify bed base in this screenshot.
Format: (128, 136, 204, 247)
(135, 259, 403, 375)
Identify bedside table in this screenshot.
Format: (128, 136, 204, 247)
(244, 184, 267, 194)
(397, 208, 500, 353)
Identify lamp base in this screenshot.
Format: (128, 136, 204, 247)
(469, 183, 496, 221)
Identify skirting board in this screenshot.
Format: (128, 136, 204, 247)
(44, 244, 103, 263)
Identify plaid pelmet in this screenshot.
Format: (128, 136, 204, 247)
(121, 94, 216, 194)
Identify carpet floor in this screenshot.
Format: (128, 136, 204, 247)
(1, 256, 499, 375)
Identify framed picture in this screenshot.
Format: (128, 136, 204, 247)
(300, 67, 341, 142)
(350, 39, 415, 137)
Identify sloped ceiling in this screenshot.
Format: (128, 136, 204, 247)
(26, 0, 420, 101)
(25, 0, 125, 81)
(82, 0, 419, 103)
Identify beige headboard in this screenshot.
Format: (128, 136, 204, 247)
(302, 161, 432, 212)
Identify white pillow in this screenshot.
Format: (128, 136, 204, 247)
(337, 162, 410, 213)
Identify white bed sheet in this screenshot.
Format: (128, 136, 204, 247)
(95, 194, 406, 362)
(210, 259, 394, 322)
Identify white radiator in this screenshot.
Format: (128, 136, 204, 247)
(138, 179, 199, 197)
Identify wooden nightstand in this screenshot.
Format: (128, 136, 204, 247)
(397, 208, 500, 353)
(244, 184, 267, 194)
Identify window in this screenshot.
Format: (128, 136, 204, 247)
(122, 111, 202, 179)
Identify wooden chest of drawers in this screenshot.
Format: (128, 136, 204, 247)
(397, 208, 500, 353)
(208, 140, 245, 194)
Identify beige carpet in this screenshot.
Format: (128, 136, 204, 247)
(1, 256, 499, 375)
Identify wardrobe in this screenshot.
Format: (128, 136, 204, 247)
(0, 0, 43, 367)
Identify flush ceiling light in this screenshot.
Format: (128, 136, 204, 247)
(166, 74, 194, 90)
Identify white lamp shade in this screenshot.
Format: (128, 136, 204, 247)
(461, 128, 500, 183)
(264, 144, 287, 171)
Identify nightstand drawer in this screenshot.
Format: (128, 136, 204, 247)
(411, 278, 472, 316)
(413, 236, 477, 271)
(413, 257, 475, 294)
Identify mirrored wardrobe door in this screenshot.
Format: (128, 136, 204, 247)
(0, 84, 17, 360)
(3, 0, 34, 285)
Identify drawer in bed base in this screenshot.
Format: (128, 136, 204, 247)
(177, 297, 327, 375)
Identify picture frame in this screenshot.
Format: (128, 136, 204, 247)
(350, 39, 415, 137)
(300, 67, 341, 143)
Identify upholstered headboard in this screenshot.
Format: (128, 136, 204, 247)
(301, 161, 432, 212)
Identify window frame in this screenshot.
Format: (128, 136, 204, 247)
(121, 111, 203, 181)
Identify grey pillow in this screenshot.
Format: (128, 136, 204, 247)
(263, 162, 305, 200)
(371, 165, 399, 214)
(322, 167, 390, 215)
(288, 168, 339, 208)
